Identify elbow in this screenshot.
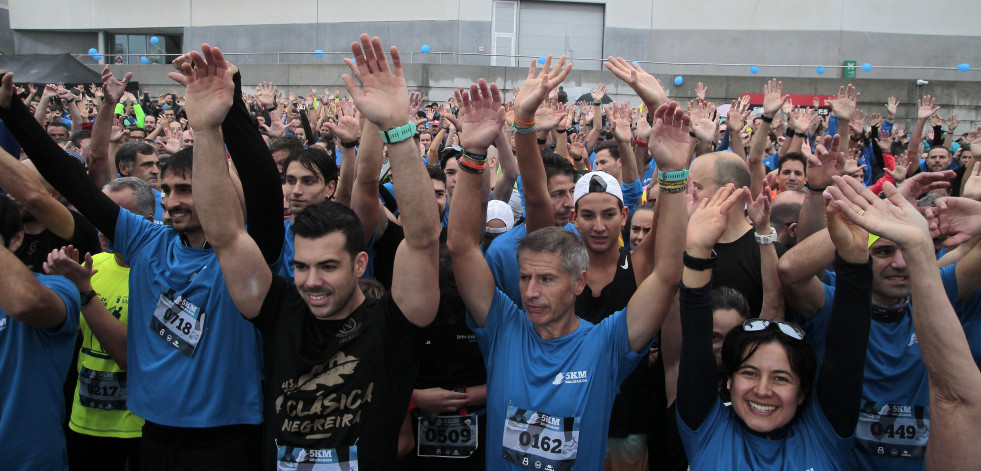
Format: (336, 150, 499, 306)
(776, 257, 797, 285)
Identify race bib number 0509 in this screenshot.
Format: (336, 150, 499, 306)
(150, 289, 206, 357)
(417, 413, 478, 458)
(501, 405, 579, 471)
(277, 445, 357, 471)
(856, 401, 929, 460)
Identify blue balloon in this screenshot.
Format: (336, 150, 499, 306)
(673, 76, 684, 86)
(140, 56, 148, 64)
(88, 47, 98, 56)
(861, 62, 872, 72)
(314, 49, 324, 58)
(957, 63, 971, 72)
(93, 55, 103, 61)
(150, 36, 159, 45)
(631, 61, 640, 67)
(816, 66, 826, 74)
(749, 65, 759, 74)
(537, 55, 547, 64)
(421, 44, 431, 53)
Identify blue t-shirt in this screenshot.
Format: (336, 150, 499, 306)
(111, 209, 263, 427)
(678, 397, 852, 470)
(469, 290, 646, 470)
(0, 273, 80, 470)
(622, 179, 642, 213)
(484, 222, 579, 309)
(641, 163, 656, 189)
(151, 188, 164, 223)
(272, 220, 295, 280)
(801, 263, 977, 471)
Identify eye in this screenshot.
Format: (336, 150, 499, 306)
(774, 375, 791, 383)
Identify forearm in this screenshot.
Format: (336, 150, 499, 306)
(836, 119, 850, 157)
(351, 121, 383, 245)
(554, 130, 570, 161)
(34, 96, 51, 125)
(492, 132, 518, 203)
(515, 130, 553, 232)
(78, 282, 129, 368)
(617, 139, 640, 183)
(89, 100, 117, 186)
(816, 254, 872, 437)
(388, 139, 440, 245)
(729, 129, 746, 160)
(907, 118, 927, 178)
(429, 127, 447, 163)
(221, 72, 285, 263)
(797, 189, 828, 241)
(777, 228, 835, 284)
(67, 101, 84, 131)
(759, 242, 784, 320)
(676, 283, 721, 430)
(194, 128, 244, 246)
(334, 146, 356, 207)
(0, 148, 74, 240)
(0, 246, 65, 328)
(300, 110, 315, 143)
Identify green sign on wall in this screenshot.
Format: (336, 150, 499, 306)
(842, 60, 857, 79)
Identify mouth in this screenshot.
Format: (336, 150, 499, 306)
(305, 292, 330, 307)
(169, 208, 191, 223)
(747, 401, 777, 415)
(525, 305, 547, 315)
(589, 236, 609, 245)
(884, 274, 909, 284)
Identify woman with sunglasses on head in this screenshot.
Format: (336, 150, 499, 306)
(676, 184, 872, 469)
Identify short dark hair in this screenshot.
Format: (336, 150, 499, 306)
(593, 140, 621, 160)
(282, 147, 338, 184)
(713, 156, 752, 190)
(712, 287, 750, 319)
(427, 164, 446, 185)
(69, 130, 91, 149)
(115, 142, 156, 175)
(635, 201, 657, 213)
(778, 152, 807, 173)
(721, 321, 818, 408)
(159, 147, 193, 179)
(291, 201, 365, 259)
(47, 122, 69, 132)
(542, 151, 575, 183)
(0, 196, 23, 248)
(270, 135, 304, 160)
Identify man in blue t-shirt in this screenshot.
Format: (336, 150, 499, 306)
(0, 196, 80, 470)
(273, 147, 338, 279)
(447, 64, 691, 469)
(780, 223, 981, 471)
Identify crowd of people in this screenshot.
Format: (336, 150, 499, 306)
(1, 33, 981, 471)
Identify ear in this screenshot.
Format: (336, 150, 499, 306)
(7, 229, 24, 253)
(620, 206, 629, 229)
(325, 179, 338, 199)
(570, 208, 579, 225)
(726, 378, 732, 392)
(353, 250, 369, 277)
(572, 270, 587, 296)
(787, 222, 798, 241)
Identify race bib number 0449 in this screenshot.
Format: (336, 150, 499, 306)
(501, 405, 579, 471)
(150, 289, 206, 358)
(856, 401, 929, 460)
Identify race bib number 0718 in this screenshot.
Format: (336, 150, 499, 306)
(501, 405, 579, 471)
(150, 289, 206, 357)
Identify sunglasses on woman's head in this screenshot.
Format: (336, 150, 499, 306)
(741, 319, 806, 341)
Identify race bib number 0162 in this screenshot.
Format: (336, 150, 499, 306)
(277, 445, 357, 471)
(501, 405, 579, 471)
(856, 401, 929, 460)
(417, 413, 478, 458)
(150, 289, 206, 357)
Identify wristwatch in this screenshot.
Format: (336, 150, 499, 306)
(379, 122, 415, 144)
(754, 227, 778, 245)
(79, 290, 98, 306)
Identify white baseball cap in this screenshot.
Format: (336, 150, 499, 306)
(573, 171, 623, 205)
(486, 200, 515, 234)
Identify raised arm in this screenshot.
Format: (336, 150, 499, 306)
(625, 101, 696, 352)
(0, 244, 68, 329)
(611, 102, 640, 184)
(350, 116, 386, 247)
(326, 99, 361, 208)
(797, 135, 842, 241)
(513, 55, 573, 233)
(176, 44, 271, 319)
(0, 146, 75, 240)
(491, 127, 518, 203)
(830, 176, 981, 468)
(829, 84, 859, 160)
(0, 72, 121, 240)
(746, 190, 784, 320)
(88, 66, 132, 187)
(748, 79, 788, 198)
(343, 34, 440, 327)
(43, 246, 128, 367)
(906, 95, 939, 178)
(446, 79, 506, 327)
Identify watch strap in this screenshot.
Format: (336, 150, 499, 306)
(379, 122, 416, 144)
(657, 168, 689, 183)
(79, 290, 98, 306)
(683, 250, 717, 271)
(754, 227, 777, 245)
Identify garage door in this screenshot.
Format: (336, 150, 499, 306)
(517, 1, 605, 70)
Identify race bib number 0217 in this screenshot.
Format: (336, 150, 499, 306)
(417, 413, 478, 458)
(277, 445, 357, 471)
(501, 405, 579, 471)
(855, 401, 929, 460)
(78, 367, 127, 410)
(150, 289, 206, 357)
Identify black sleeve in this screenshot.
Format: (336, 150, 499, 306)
(870, 124, 885, 177)
(816, 253, 872, 437)
(0, 80, 120, 240)
(221, 71, 285, 264)
(931, 125, 944, 147)
(676, 282, 721, 431)
(299, 109, 314, 145)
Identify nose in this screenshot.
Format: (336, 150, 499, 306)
(753, 377, 775, 397)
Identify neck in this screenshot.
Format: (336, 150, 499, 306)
(315, 288, 367, 321)
(719, 206, 752, 243)
(113, 252, 129, 268)
(533, 314, 580, 341)
(182, 229, 208, 249)
(587, 245, 621, 270)
(23, 219, 45, 235)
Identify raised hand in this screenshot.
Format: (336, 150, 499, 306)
(926, 196, 981, 247)
(745, 187, 772, 231)
(324, 98, 360, 143)
(169, 44, 234, 131)
(42, 246, 96, 289)
(648, 101, 691, 171)
(604, 56, 667, 110)
(687, 184, 740, 250)
(762, 78, 789, 117)
(536, 105, 564, 132)
(806, 134, 843, 189)
(917, 95, 939, 120)
(962, 160, 981, 201)
(568, 132, 587, 160)
(608, 102, 632, 142)
(408, 91, 426, 117)
(260, 118, 287, 139)
(694, 81, 707, 100)
(829, 84, 860, 121)
(874, 128, 894, 153)
(110, 115, 125, 143)
(690, 100, 719, 142)
(869, 112, 884, 128)
(886, 153, 909, 185)
(341, 34, 410, 130)
(100, 66, 133, 104)
(897, 170, 955, 205)
(825, 176, 932, 249)
(790, 106, 818, 134)
(455, 78, 505, 155)
(0, 71, 16, 108)
(634, 108, 652, 142)
(727, 97, 751, 132)
(850, 109, 866, 136)
(824, 187, 870, 263)
(885, 96, 899, 116)
(255, 81, 277, 108)
(513, 55, 572, 122)
(930, 113, 943, 128)
(590, 83, 607, 103)
(947, 113, 959, 132)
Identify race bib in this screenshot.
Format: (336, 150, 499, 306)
(78, 367, 127, 411)
(417, 413, 478, 458)
(150, 289, 206, 357)
(855, 402, 929, 460)
(277, 445, 357, 470)
(501, 404, 579, 471)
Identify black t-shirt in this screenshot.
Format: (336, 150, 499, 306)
(712, 229, 786, 316)
(371, 223, 404, 291)
(575, 248, 652, 437)
(15, 210, 101, 272)
(414, 309, 486, 391)
(252, 276, 422, 470)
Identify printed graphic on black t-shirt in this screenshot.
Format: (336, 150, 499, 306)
(15, 211, 101, 272)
